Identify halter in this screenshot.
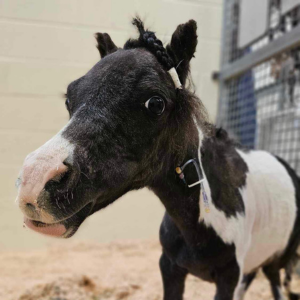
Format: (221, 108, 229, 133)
(175, 159, 204, 188)
(176, 158, 210, 213)
(171, 67, 209, 211)
(175, 124, 211, 213)
(168, 67, 183, 90)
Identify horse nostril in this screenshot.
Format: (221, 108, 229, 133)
(63, 156, 73, 169)
(50, 169, 68, 183)
(26, 203, 36, 212)
(44, 165, 73, 192)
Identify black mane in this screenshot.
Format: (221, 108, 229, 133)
(124, 18, 174, 71)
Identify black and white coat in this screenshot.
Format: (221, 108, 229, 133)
(159, 125, 300, 300)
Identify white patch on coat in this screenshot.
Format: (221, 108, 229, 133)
(197, 129, 247, 250)
(197, 129, 297, 292)
(276, 286, 286, 300)
(234, 282, 247, 300)
(233, 262, 246, 300)
(237, 150, 297, 274)
(197, 131, 250, 299)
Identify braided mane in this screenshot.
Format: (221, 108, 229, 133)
(124, 18, 175, 71)
(124, 17, 212, 139)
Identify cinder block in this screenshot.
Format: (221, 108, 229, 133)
(134, 0, 222, 39)
(0, 61, 90, 95)
(0, 0, 80, 25)
(74, 189, 164, 243)
(0, 95, 68, 131)
(0, 130, 58, 167)
(0, 166, 19, 204)
(0, 22, 129, 63)
(0, 0, 136, 32)
(191, 40, 221, 73)
(198, 74, 219, 121)
(76, 0, 137, 32)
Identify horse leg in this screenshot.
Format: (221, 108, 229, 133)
(214, 259, 240, 300)
(234, 271, 257, 300)
(159, 252, 188, 300)
(263, 263, 285, 300)
(284, 258, 300, 300)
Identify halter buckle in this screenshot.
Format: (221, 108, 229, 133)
(176, 159, 204, 188)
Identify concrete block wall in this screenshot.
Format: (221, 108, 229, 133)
(0, 0, 223, 249)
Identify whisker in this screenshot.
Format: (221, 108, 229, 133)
(56, 198, 61, 209)
(81, 171, 91, 181)
(67, 191, 70, 205)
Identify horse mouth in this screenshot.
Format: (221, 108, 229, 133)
(24, 218, 67, 237)
(24, 202, 93, 238)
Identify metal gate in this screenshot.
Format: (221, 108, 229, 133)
(218, 0, 300, 175)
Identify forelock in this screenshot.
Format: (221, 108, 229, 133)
(124, 17, 174, 71)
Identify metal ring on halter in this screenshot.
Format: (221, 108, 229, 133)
(175, 159, 204, 188)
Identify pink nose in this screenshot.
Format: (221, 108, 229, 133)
(17, 148, 70, 217)
(20, 158, 67, 205)
(16, 129, 74, 225)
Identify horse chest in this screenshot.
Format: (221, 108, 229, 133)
(160, 213, 236, 282)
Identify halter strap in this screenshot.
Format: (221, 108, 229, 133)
(175, 159, 204, 188)
(168, 67, 183, 90)
(175, 128, 211, 213)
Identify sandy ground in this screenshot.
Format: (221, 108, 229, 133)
(0, 240, 299, 300)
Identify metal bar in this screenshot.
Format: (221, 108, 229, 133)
(219, 25, 300, 81)
(216, 0, 229, 127)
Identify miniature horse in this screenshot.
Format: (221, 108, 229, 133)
(16, 18, 300, 300)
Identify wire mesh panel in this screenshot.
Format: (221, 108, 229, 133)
(218, 0, 300, 175)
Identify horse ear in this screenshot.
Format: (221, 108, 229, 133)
(166, 20, 198, 85)
(95, 33, 118, 58)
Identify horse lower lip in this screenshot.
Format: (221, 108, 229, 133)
(24, 218, 67, 237)
(23, 202, 93, 238)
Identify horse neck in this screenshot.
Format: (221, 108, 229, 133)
(149, 124, 204, 234)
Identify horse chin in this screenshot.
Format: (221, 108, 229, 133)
(24, 202, 93, 238)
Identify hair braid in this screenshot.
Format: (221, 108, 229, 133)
(125, 18, 175, 71)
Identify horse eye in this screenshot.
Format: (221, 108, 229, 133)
(65, 98, 70, 111)
(145, 97, 165, 115)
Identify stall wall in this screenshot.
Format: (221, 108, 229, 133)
(0, 0, 222, 249)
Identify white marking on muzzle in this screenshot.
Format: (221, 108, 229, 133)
(17, 120, 75, 222)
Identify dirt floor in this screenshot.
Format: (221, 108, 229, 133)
(0, 239, 299, 300)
